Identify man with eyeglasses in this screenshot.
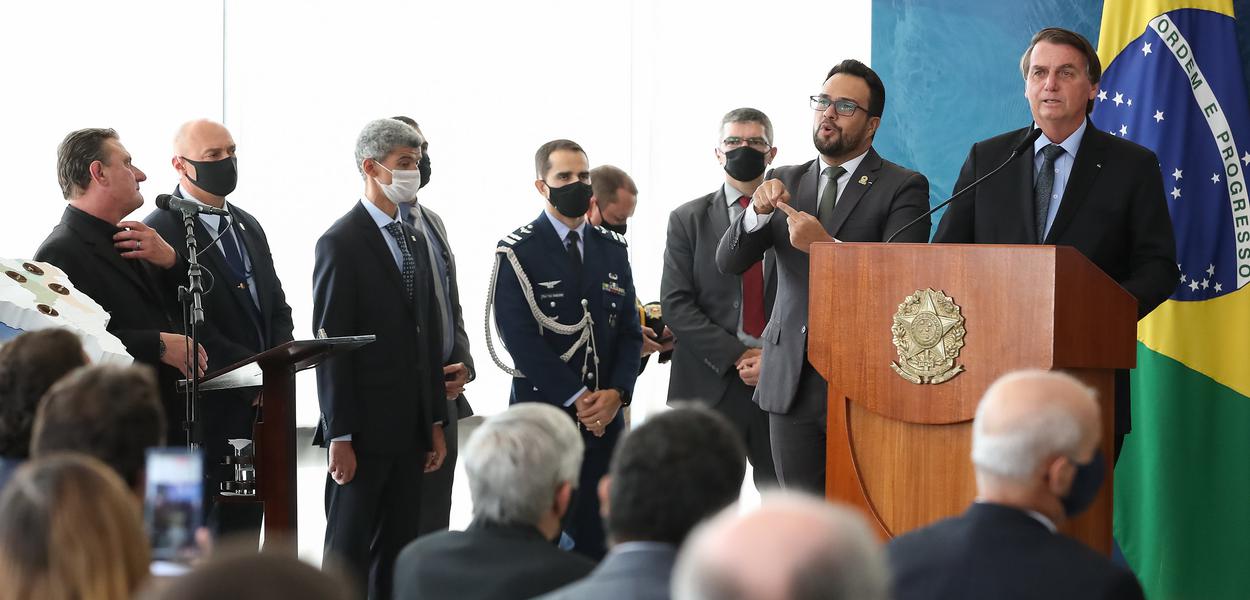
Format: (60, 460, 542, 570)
(716, 60, 930, 494)
(661, 107, 780, 490)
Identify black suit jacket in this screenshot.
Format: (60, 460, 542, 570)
(933, 123, 1179, 318)
(887, 503, 1145, 600)
(34, 206, 189, 443)
(311, 201, 446, 455)
(662, 185, 776, 406)
(414, 205, 474, 419)
(393, 521, 595, 600)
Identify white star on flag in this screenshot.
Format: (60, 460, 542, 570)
(1172, 187, 1182, 199)
(1127, 98, 1133, 106)
(1120, 124, 1129, 136)
(1190, 280, 1200, 291)
(1098, 90, 1108, 101)
(1213, 172, 1222, 183)
(1242, 151, 1250, 166)
(1202, 279, 1210, 289)
(1216, 282, 1224, 292)
(1142, 42, 1152, 56)
(1180, 273, 1187, 282)
(1208, 264, 1216, 276)
(1113, 92, 1124, 106)
(1173, 168, 1183, 180)
(1154, 110, 1165, 122)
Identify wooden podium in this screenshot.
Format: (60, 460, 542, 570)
(186, 335, 374, 548)
(808, 243, 1136, 553)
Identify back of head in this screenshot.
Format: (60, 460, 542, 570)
(607, 406, 746, 545)
(140, 547, 354, 600)
(31, 365, 166, 489)
(0, 453, 150, 600)
(464, 403, 584, 526)
(672, 493, 890, 600)
(0, 329, 86, 459)
(589, 165, 638, 207)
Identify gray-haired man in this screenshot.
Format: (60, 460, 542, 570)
(313, 118, 448, 599)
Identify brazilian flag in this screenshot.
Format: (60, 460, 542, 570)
(1093, 1, 1250, 597)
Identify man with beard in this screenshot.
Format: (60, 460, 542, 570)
(662, 107, 780, 490)
(716, 60, 930, 493)
(489, 139, 643, 560)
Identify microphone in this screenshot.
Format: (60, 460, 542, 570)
(884, 127, 1044, 243)
(155, 193, 230, 217)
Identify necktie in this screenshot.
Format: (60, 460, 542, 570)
(1034, 144, 1065, 243)
(818, 166, 847, 233)
(384, 221, 415, 301)
(737, 196, 767, 337)
(217, 217, 250, 286)
(566, 230, 582, 271)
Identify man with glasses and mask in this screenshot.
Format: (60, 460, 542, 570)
(144, 119, 295, 544)
(717, 60, 930, 494)
(489, 139, 643, 560)
(312, 118, 448, 599)
(661, 107, 780, 490)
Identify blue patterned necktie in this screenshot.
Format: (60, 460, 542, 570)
(384, 221, 415, 301)
(1034, 144, 1065, 243)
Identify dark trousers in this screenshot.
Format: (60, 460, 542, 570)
(768, 362, 828, 495)
(417, 399, 460, 535)
(565, 432, 614, 561)
(201, 391, 263, 546)
(324, 450, 425, 600)
(718, 378, 778, 490)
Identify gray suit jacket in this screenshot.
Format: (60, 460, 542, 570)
(537, 544, 677, 600)
(415, 205, 474, 419)
(715, 149, 930, 413)
(662, 185, 776, 407)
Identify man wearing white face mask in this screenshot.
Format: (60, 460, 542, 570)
(312, 118, 448, 600)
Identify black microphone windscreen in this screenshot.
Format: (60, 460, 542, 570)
(155, 194, 173, 210)
(1012, 128, 1045, 156)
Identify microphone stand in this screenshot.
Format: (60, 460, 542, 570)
(177, 208, 206, 451)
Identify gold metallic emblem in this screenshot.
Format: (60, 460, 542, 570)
(890, 288, 966, 384)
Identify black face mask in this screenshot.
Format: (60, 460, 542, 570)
(602, 221, 628, 235)
(547, 181, 593, 218)
(1061, 449, 1105, 518)
(182, 155, 238, 197)
(722, 146, 768, 182)
(418, 152, 432, 189)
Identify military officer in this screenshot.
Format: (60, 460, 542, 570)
(488, 139, 643, 561)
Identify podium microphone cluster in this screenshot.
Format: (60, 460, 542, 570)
(884, 127, 1044, 243)
(155, 193, 230, 216)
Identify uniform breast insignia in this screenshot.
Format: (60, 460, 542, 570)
(608, 272, 618, 281)
(539, 280, 561, 289)
(602, 281, 626, 296)
(890, 288, 966, 384)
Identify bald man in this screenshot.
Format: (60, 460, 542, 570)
(145, 119, 295, 542)
(672, 493, 890, 600)
(886, 370, 1144, 600)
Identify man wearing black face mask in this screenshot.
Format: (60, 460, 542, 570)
(661, 107, 779, 490)
(144, 119, 295, 544)
(886, 370, 1144, 600)
(489, 139, 643, 561)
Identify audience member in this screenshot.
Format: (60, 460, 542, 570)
(0, 453, 150, 600)
(392, 403, 594, 599)
(140, 545, 356, 600)
(672, 493, 889, 600)
(540, 405, 747, 600)
(0, 328, 87, 490)
(30, 364, 166, 493)
(886, 370, 1144, 599)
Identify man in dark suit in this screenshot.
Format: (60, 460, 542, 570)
(886, 370, 1145, 600)
(312, 119, 448, 599)
(35, 128, 207, 446)
(716, 61, 930, 493)
(663, 107, 780, 490)
(932, 28, 1179, 454)
(393, 403, 594, 600)
(491, 139, 643, 560)
(144, 119, 294, 540)
(390, 116, 474, 535)
(539, 406, 747, 600)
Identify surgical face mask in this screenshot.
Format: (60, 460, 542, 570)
(418, 152, 432, 189)
(373, 161, 422, 205)
(722, 146, 769, 182)
(181, 155, 238, 197)
(547, 180, 593, 218)
(602, 221, 628, 235)
(1061, 449, 1105, 518)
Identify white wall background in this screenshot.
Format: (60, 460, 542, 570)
(0, 0, 870, 560)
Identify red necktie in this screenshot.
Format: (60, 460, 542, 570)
(737, 196, 767, 337)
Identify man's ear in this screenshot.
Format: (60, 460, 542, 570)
(1043, 455, 1074, 498)
(89, 160, 106, 185)
(597, 475, 612, 519)
(534, 179, 549, 198)
(554, 481, 574, 519)
(766, 147, 778, 163)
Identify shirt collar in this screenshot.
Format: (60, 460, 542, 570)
(1035, 119, 1087, 158)
(724, 181, 750, 206)
(360, 198, 401, 228)
(818, 147, 870, 178)
(542, 208, 586, 241)
(178, 186, 231, 227)
(65, 205, 122, 239)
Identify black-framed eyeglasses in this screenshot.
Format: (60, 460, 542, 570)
(810, 95, 867, 117)
(721, 136, 772, 152)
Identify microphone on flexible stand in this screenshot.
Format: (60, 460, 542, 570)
(156, 193, 230, 216)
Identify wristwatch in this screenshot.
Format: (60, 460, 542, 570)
(613, 387, 631, 407)
(158, 337, 167, 358)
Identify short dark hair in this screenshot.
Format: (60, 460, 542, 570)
(590, 165, 637, 206)
(826, 60, 886, 118)
(534, 139, 586, 180)
(0, 329, 86, 459)
(56, 128, 119, 200)
(1020, 27, 1102, 114)
(606, 406, 746, 545)
(720, 107, 775, 146)
(31, 365, 166, 489)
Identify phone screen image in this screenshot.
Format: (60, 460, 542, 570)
(143, 448, 203, 563)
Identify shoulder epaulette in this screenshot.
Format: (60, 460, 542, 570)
(499, 223, 537, 247)
(591, 225, 628, 247)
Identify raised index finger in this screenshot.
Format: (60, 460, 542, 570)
(775, 202, 800, 218)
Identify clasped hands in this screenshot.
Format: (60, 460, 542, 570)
(576, 388, 622, 438)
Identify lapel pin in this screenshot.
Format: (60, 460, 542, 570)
(858, 175, 869, 185)
(411, 236, 417, 242)
(238, 222, 246, 231)
(609, 272, 619, 281)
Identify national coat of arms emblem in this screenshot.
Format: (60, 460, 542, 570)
(890, 288, 966, 384)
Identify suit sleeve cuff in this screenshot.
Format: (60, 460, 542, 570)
(563, 386, 589, 407)
(331, 434, 352, 442)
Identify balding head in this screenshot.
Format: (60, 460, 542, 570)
(172, 119, 237, 202)
(672, 493, 890, 600)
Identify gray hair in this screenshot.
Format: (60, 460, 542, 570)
(463, 403, 584, 526)
(353, 118, 424, 176)
(719, 107, 774, 146)
(672, 493, 890, 600)
(970, 370, 1096, 481)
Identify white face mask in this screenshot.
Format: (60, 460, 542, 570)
(373, 161, 422, 205)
